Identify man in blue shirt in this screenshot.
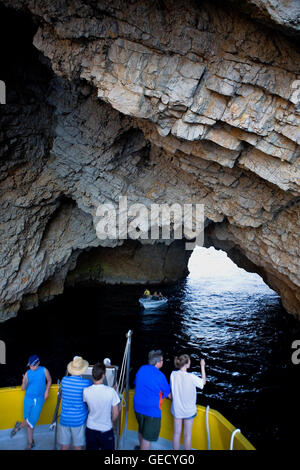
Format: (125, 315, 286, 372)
(134, 350, 171, 450)
(58, 356, 92, 450)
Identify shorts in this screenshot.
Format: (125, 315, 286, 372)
(173, 413, 197, 420)
(24, 396, 45, 428)
(58, 423, 86, 447)
(135, 412, 161, 442)
(86, 427, 115, 450)
(184, 413, 197, 420)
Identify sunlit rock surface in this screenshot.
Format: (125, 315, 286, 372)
(0, 0, 299, 320)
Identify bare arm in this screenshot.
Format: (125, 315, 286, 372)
(200, 359, 206, 386)
(112, 404, 120, 422)
(21, 372, 28, 391)
(44, 368, 52, 400)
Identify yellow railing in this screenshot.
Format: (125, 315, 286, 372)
(0, 385, 60, 430)
(120, 390, 255, 450)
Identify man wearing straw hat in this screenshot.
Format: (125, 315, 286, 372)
(58, 356, 92, 450)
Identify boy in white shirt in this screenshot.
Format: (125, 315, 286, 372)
(83, 362, 120, 450)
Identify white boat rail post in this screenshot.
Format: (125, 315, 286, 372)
(229, 428, 241, 450)
(206, 405, 211, 450)
(49, 379, 62, 450)
(116, 334, 129, 449)
(123, 330, 132, 449)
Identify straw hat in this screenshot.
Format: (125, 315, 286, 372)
(67, 356, 89, 376)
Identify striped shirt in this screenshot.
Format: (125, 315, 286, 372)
(59, 375, 92, 427)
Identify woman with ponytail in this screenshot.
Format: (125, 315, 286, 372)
(170, 354, 206, 450)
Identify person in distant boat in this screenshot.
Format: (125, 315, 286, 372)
(83, 362, 120, 450)
(158, 292, 164, 299)
(143, 289, 151, 299)
(170, 355, 206, 450)
(133, 350, 171, 450)
(58, 356, 92, 450)
(152, 291, 160, 300)
(10, 354, 52, 450)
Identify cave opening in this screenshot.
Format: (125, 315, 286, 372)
(188, 245, 275, 291)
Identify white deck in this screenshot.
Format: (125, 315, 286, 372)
(0, 425, 58, 450)
(119, 430, 174, 450)
(0, 426, 175, 450)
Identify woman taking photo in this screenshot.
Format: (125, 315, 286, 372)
(170, 355, 206, 450)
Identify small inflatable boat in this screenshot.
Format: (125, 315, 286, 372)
(139, 296, 168, 309)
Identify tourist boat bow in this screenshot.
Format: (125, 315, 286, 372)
(0, 331, 255, 450)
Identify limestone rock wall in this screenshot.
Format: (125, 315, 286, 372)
(66, 239, 190, 287)
(0, 0, 299, 320)
(226, 0, 300, 36)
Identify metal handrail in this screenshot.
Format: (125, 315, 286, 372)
(117, 330, 132, 450)
(206, 405, 210, 450)
(230, 428, 241, 450)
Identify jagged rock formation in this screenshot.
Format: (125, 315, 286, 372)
(0, 0, 299, 320)
(226, 0, 300, 36)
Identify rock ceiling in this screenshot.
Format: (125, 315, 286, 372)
(0, 0, 299, 320)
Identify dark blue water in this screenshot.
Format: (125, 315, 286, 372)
(0, 253, 300, 450)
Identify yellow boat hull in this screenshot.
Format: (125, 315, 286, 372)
(0, 385, 61, 430)
(120, 390, 255, 450)
(0, 386, 255, 450)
